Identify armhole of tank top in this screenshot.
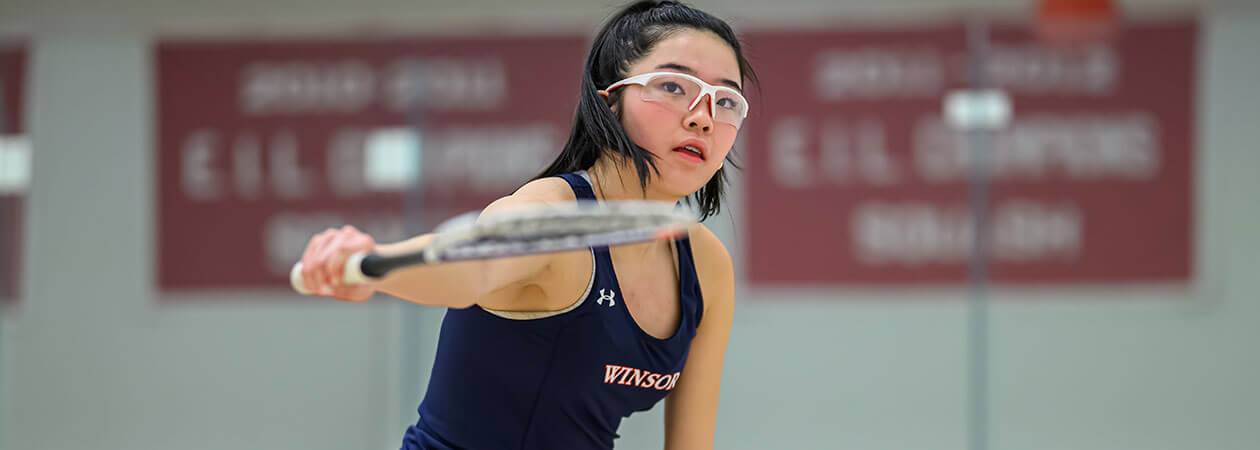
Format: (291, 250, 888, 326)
(676, 236, 704, 321)
(670, 237, 681, 280)
(480, 250, 596, 320)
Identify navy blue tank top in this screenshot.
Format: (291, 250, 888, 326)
(400, 173, 705, 450)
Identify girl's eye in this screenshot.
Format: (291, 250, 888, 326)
(717, 98, 740, 110)
(661, 82, 687, 96)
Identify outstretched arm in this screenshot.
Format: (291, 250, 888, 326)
(372, 194, 560, 308)
(300, 179, 570, 308)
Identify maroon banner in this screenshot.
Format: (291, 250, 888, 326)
(743, 19, 1196, 286)
(157, 36, 587, 292)
(1, 44, 26, 302)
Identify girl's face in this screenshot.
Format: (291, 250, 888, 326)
(603, 29, 743, 198)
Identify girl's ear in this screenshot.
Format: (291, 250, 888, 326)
(598, 89, 620, 115)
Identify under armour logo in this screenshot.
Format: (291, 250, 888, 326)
(597, 289, 616, 307)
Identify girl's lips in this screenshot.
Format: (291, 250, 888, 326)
(674, 139, 707, 160)
(672, 147, 704, 163)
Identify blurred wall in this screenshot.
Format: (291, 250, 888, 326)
(1, 1, 1258, 450)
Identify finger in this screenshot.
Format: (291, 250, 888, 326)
(333, 226, 370, 286)
(330, 227, 375, 287)
(301, 229, 337, 293)
(317, 230, 344, 292)
(311, 237, 337, 292)
(338, 235, 376, 284)
(318, 230, 353, 289)
(314, 229, 348, 294)
(329, 228, 361, 287)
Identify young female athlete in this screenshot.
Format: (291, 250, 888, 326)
(297, 1, 756, 448)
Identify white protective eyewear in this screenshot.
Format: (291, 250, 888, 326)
(606, 71, 749, 129)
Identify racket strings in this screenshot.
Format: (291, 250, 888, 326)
(438, 210, 690, 261)
(444, 229, 658, 260)
(475, 213, 682, 240)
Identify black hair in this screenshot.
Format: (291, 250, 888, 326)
(532, 0, 757, 221)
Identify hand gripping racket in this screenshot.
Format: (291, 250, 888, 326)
(290, 200, 694, 294)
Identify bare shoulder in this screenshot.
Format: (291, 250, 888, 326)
(480, 177, 578, 216)
(513, 177, 578, 203)
(687, 223, 733, 273)
(687, 223, 735, 315)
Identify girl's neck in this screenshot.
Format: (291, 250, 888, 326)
(586, 155, 680, 204)
(585, 155, 679, 260)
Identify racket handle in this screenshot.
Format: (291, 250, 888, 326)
(289, 252, 376, 295)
